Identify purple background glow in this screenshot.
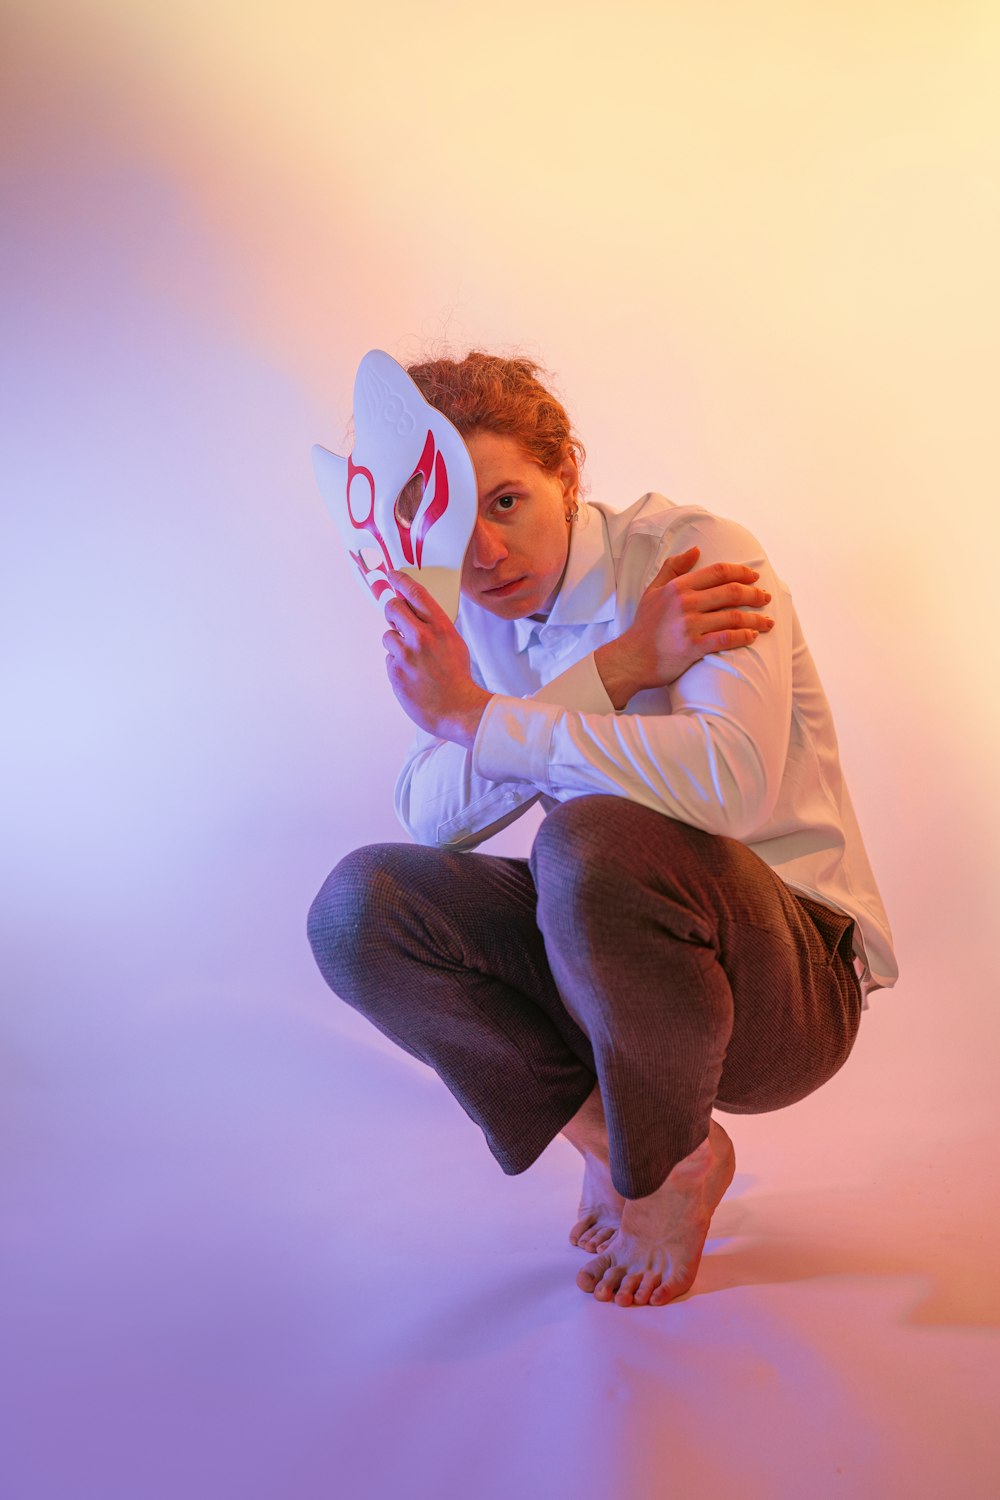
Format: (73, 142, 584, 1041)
(3, 5, 999, 1497)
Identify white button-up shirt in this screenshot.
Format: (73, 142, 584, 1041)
(395, 493, 898, 1002)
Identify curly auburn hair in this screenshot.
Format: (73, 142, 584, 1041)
(405, 351, 585, 481)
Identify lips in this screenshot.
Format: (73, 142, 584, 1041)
(484, 576, 526, 595)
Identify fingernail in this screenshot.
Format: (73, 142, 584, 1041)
(763, 591, 771, 602)
(751, 570, 760, 579)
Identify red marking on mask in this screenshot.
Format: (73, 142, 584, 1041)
(393, 430, 451, 569)
(345, 433, 451, 597)
(395, 431, 435, 565)
(350, 549, 394, 601)
(412, 450, 449, 569)
(346, 455, 393, 574)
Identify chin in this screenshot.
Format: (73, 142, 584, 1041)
(478, 596, 536, 620)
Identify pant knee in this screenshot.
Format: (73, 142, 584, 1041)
(532, 795, 677, 900)
(531, 797, 717, 949)
(531, 796, 621, 894)
(306, 843, 405, 990)
(530, 801, 635, 968)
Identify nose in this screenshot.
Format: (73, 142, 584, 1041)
(467, 517, 509, 571)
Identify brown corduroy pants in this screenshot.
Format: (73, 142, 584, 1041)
(307, 795, 861, 1199)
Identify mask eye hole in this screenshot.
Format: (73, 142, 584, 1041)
(394, 472, 425, 530)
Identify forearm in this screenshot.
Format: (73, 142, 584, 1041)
(394, 732, 540, 849)
(474, 584, 793, 840)
(474, 695, 779, 839)
(394, 650, 620, 846)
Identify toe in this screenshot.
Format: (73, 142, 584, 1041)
(577, 1252, 613, 1293)
(569, 1212, 598, 1245)
(614, 1272, 644, 1306)
(633, 1272, 661, 1306)
(650, 1263, 698, 1306)
(579, 1225, 614, 1253)
(595, 1266, 626, 1302)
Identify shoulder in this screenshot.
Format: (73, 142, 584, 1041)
(588, 493, 770, 571)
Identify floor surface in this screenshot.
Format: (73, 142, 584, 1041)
(3, 908, 999, 1500)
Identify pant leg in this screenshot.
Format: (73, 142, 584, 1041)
(531, 796, 862, 1199)
(306, 843, 597, 1175)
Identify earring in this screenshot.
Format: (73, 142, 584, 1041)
(565, 500, 579, 524)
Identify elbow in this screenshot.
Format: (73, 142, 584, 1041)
(394, 805, 452, 849)
(393, 777, 433, 847)
(393, 781, 483, 851)
(697, 720, 782, 840)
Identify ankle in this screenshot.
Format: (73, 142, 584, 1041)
(562, 1121, 608, 1163)
(561, 1083, 608, 1157)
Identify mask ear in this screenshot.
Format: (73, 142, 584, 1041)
(311, 446, 350, 524)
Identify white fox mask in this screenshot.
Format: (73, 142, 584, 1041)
(312, 350, 478, 621)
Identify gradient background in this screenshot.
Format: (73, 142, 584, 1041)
(3, 4, 999, 1498)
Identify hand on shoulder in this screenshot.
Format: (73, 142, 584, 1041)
(595, 545, 774, 709)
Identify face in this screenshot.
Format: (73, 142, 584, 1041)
(461, 430, 578, 619)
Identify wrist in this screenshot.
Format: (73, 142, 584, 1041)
(448, 687, 493, 750)
(595, 639, 641, 710)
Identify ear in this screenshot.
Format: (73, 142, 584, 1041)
(557, 452, 580, 506)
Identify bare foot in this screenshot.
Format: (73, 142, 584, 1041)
(576, 1119, 736, 1307)
(569, 1151, 627, 1253)
(561, 1083, 625, 1251)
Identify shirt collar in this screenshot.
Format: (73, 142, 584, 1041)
(511, 502, 617, 652)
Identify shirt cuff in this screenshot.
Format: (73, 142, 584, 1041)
(473, 695, 560, 787)
(533, 651, 616, 713)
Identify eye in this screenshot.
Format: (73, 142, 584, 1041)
(493, 494, 518, 514)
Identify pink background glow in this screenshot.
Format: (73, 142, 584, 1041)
(3, 4, 999, 1497)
